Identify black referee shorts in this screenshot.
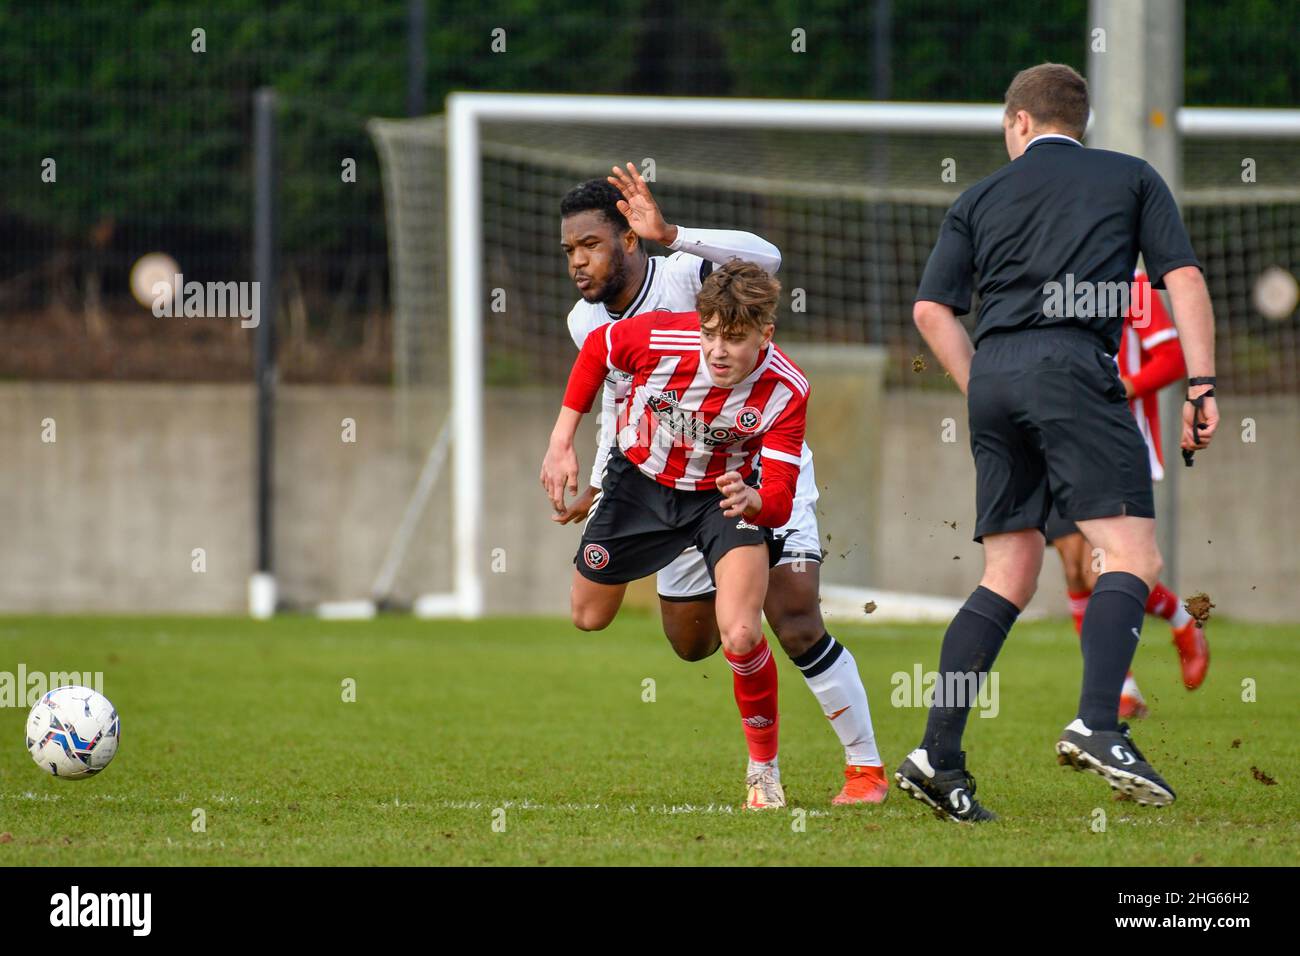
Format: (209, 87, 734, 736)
(575, 451, 781, 586)
(967, 327, 1155, 543)
(1042, 502, 1081, 544)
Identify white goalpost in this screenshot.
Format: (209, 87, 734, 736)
(364, 93, 1300, 621)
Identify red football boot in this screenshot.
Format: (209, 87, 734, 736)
(1172, 620, 1210, 690)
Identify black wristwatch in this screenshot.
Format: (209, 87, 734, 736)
(1182, 377, 1216, 468)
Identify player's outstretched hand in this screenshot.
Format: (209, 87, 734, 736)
(541, 442, 580, 514)
(716, 470, 761, 519)
(553, 485, 598, 525)
(1182, 393, 1219, 452)
(608, 162, 675, 246)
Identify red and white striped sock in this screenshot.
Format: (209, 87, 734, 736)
(1067, 589, 1092, 636)
(1146, 582, 1192, 627)
(724, 636, 779, 763)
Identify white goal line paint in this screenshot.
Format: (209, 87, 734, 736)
(427, 799, 830, 817)
(3, 791, 828, 817)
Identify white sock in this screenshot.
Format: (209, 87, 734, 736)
(798, 639, 881, 766)
(1122, 673, 1143, 698)
(1170, 605, 1192, 628)
(747, 755, 780, 780)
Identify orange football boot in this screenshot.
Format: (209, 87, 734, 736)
(1172, 620, 1210, 690)
(832, 764, 889, 805)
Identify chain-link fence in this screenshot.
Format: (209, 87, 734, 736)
(4, 2, 1296, 386)
(371, 115, 1300, 396)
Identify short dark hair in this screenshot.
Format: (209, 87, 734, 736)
(1004, 63, 1089, 140)
(559, 178, 629, 233)
(697, 259, 781, 337)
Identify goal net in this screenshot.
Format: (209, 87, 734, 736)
(369, 95, 1300, 619)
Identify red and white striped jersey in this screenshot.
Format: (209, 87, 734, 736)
(562, 310, 808, 528)
(1117, 272, 1186, 480)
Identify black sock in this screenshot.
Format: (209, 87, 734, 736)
(789, 632, 844, 678)
(921, 586, 1020, 770)
(1077, 571, 1148, 731)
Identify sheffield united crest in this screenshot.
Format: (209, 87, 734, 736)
(735, 406, 763, 434)
(583, 543, 611, 570)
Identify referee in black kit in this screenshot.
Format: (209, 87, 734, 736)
(895, 63, 1220, 822)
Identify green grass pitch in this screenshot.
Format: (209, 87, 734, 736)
(0, 613, 1294, 866)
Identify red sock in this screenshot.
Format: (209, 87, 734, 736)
(1067, 589, 1092, 636)
(724, 637, 779, 763)
(1145, 582, 1178, 620)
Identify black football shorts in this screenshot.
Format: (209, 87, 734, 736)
(1042, 502, 1081, 544)
(967, 327, 1155, 543)
(575, 451, 781, 585)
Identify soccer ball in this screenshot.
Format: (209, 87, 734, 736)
(26, 685, 120, 779)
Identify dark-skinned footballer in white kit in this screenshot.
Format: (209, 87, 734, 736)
(548, 164, 889, 805)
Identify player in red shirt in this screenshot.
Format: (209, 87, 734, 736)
(541, 260, 804, 809)
(1044, 273, 1210, 718)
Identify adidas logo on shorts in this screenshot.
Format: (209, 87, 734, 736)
(735, 519, 759, 531)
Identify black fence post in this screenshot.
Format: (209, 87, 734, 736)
(251, 86, 279, 618)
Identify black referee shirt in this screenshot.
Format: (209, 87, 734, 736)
(915, 135, 1201, 353)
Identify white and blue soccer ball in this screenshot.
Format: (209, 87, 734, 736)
(25, 685, 120, 779)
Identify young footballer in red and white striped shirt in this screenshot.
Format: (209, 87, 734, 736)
(573, 316, 808, 505)
(541, 261, 804, 809)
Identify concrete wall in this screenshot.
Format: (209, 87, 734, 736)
(1, 384, 254, 613)
(786, 344, 887, 590)
(0, 382, 600, 616)
(1, 381, 1294, 621)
